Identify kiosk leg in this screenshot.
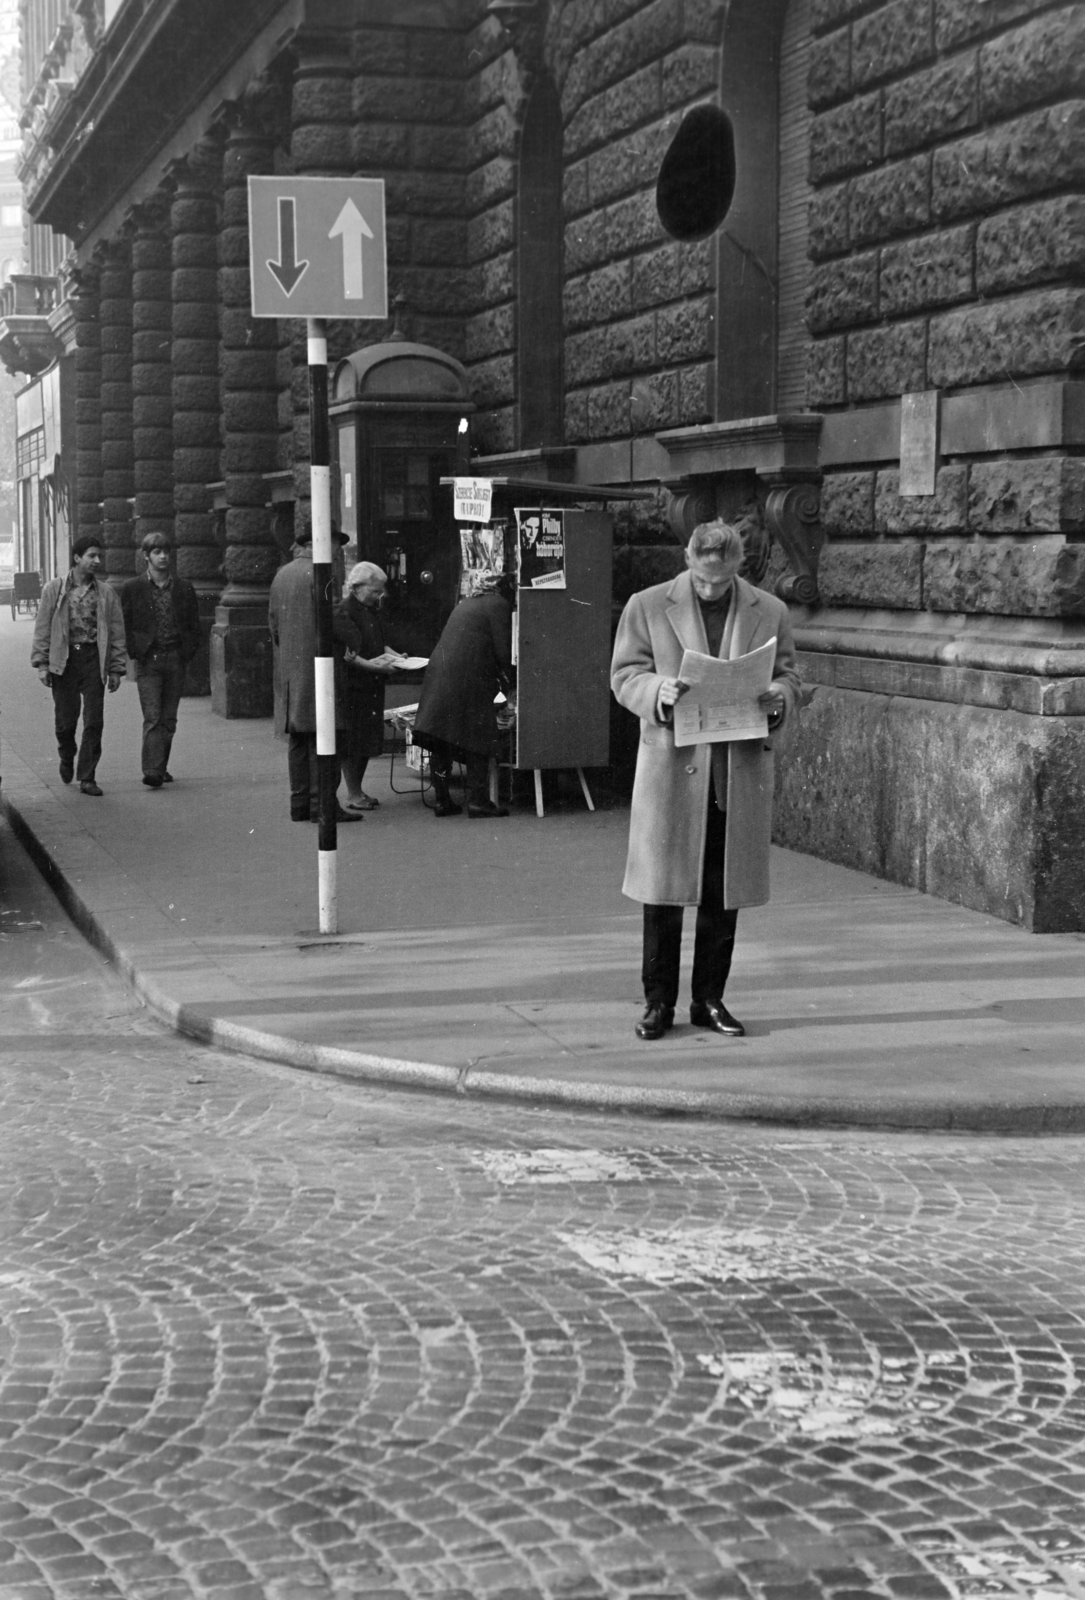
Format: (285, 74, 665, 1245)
(534, 770, 544, 818)
(576, 767, 595, 812)
(488, 756, 498, 805)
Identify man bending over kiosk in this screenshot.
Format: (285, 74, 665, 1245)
(611, 520, 800, 1041)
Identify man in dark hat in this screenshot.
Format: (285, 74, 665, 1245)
(268, 524, 361, 823)
(120, 531, 201, 788)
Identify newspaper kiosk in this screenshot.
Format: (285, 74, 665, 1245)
(442, 476, 646, 815)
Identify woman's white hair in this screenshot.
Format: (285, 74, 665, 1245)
(347, 561, 387, 588)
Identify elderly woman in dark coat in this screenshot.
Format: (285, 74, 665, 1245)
(411, 570, 514, 818)
(333, 561, 402, 811)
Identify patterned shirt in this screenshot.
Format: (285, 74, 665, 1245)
(148, 576, 181, 649)
(67, 579, 98, 646)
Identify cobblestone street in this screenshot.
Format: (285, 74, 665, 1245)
(2, 817, 1084, 1600)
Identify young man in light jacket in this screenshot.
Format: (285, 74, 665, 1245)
(31, 536, 127, 796)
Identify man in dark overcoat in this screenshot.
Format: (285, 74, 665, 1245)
(411, 570, 513, 818)
(611, 520, 800, 1041)
(268, 526, 359, 824)
(120, 531, 201, 788)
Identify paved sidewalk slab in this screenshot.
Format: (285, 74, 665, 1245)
(2, 608, 1084, 1130)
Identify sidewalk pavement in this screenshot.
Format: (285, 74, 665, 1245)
(2, 607, 1084, 1132)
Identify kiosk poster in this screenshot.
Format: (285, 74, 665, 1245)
(459, 523, 507, 597)
(516, 508, 567, 589)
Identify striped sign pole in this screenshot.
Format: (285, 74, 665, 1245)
(308, 316, 337, 934)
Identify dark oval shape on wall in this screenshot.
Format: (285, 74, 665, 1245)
(656, 105, 736, 241)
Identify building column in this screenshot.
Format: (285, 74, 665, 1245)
(170, 142, 223, 695)
(95, 235, 135, 582)
(130, 194, 175, 549)
(69, 262, 102, 547)
(210, 96, 283, 717)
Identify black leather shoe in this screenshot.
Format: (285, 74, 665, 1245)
(635, 1003, 675, 1040)
(142, 775, 164, 788)
(79, 779, 103, 797)
(162, 772, 174, 784)
(434, 799, 463, 817)
(59, 759, 74, 784)
(690, 999, 745, 1037)
(467, 800, 509, 818)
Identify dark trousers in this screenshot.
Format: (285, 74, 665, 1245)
(288, 731, 320, 819)
(427, 738, 489, 806)
(135, 648, 185, 779)
(642, 796, 738, 1008)
(52, 643, 105, 783)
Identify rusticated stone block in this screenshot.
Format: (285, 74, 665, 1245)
(565, 212, 607, 276)
(810, 92, 883, 181)
(933, 102, 1085, 223)
(171, 340, 219, 378)
(564, 389, 589, 443)
(604, 191, 663, 256)
(171, 304, 219, 340)
(968, 458, 1085, 534)
(847, 320, 926, 400)
(172, 413, 220, 450)
(223, 546, 280, 586)
(589, 122, 673, 209)
(852, 0, 933, 88)
(566, 316, 654, 384)
(885, 52, 977, 156)
(819, 540, 925, 608)
(564, 160, 590, 219)
(979, 7, 1085, 121)
(851, 154, 930, 245)
(291, 125, 352, 171)
(176, 547, 222, 581)
(657, 300, 709, 363)
(677, 362, 712, 423)
(976, 195, 1085, 294)
(807, 251, 879, 331)
(807, 336, 847, 405)
(354, 75, 460, 123)
(352, 121, 411, 169)
(466, 353, 514, 408)
(879, 223, 974, 315)
(131, 364, 172, 398)
(224, 474, 268, 508)
(938, 0, 1048, 49)
(809, 182, 850, 259)
(223, 435, 277, 476)
(928, 289, 1085, 387)
(662, 42, 721, 107)
(101, 440, 135, 470)
(467, 201, 514, 264)
(876, 465, 969, 533)
(630, 245, 681, 311)
(171, 267, 218, 303)
(411, 218, 467, 266)
(567, 64, 660, 157)
(925, 535, 1085, 615)
(293, 75, 352, 124)
(173, 446, 220, 483)
(351, 26, 409, 73)
(465, 304, 513, 362)
(809, 27, 851, 108)
(587, 380, 630, 439)
(133, 395, 173, 428)
(821, 470, 876, 537)
(629, 370, 678, 431)
(566, 262, 631, 328)
(813, 0, 870, 31)
(224, 506, 271, 543)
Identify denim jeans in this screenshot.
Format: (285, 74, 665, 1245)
(52, 643, 105, 782)
(135, 648, 185, 779)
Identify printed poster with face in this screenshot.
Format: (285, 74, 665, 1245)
(515, 508, 566, 590)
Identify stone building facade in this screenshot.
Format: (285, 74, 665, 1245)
(5, 0, 1083, 928)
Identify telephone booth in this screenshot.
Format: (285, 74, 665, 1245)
(330, 339, 473, 657)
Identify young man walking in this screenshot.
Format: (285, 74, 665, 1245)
(120, 532, 201, 788)
(31, 536, 128, 796)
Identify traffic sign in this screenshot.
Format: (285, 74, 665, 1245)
(248, 176, 388, 319)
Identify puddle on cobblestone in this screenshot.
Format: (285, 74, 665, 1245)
(473, 1147, 659, 1184)
(556, 1222, 827, 1284)
(923, 1543, 1085, 1600)
(698, 1349, 901, 1440)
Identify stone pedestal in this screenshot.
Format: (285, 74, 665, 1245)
(210, 586, 274, 719)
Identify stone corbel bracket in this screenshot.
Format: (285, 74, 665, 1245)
(657, 413, 826, 605)
(763, 474, 824, 606)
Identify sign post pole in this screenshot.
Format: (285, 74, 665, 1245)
(308, 316, 337, 935)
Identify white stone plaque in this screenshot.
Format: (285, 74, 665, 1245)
(899, 390, 940, 496)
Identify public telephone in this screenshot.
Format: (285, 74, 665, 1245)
(330, 338, 473, 656)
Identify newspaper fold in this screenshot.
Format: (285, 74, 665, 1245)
(672, 637, 777, 746)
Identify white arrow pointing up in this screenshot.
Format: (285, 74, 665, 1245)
(329, 198, 374, 300)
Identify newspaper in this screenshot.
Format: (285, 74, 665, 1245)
(672, 638, 777, 746)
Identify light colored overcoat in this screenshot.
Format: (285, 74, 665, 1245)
(611, 572, 800, 908)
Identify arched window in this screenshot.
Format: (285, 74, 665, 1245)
(517, 73, 563, 447)
(715, 0, 813, 419)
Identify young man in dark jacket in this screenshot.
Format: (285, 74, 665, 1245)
(120, 532, 201, 788)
